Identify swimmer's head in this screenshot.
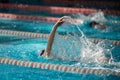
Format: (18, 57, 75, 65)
(89, 21, 99, 27)
(38, 50, 45, 56)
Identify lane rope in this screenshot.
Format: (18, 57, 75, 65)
(44, 0, 120, 7)
(0, 3, 120, 15)
(0, 13, 59, 22)
(0, 13, 120, 25)
(0, 29, 120, 45)
(0, 58, 120, 76)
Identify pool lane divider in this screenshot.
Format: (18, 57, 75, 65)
(0, 13, 120, 24)
(0, 13, 59, 22)
(0, 3, 120, 15)
(0, 29, 120, 46)
(44, 0, 120, 7)
(0, 58, 120, 76)
(0, 29, 49, 38)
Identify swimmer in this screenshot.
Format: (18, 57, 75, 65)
(39, 16, 65, 58)
(89, 21, 106, 30)
(38, 17, 113, 63)
(89, 21, 120, 31)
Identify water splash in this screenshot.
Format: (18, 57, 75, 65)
(51, 12, 114, 67)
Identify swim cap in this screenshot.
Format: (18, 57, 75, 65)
(38, 50, 45, 56)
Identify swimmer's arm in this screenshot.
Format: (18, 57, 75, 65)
(110, 26, 120, 31)
(97, 24, 107, 30)
(43, 17, 64, 57)
(98, 24, 120, 30)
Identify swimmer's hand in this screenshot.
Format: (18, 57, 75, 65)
(55, 16, 67, 26)
(62, 16, 83, 24)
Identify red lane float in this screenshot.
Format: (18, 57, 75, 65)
(103, 10, 120, 15)
(0, 12, 120, 25)
(0, 13, 59, 22)
(0, 3, 120, 15)
(0, 3, 97, 14)
(0, 58, 120, 76)
(44, 0, 120, 7)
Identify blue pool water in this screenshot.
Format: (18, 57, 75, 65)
(0, 16, 120, 40)
(0, 35, 120, 80)
(0, 13, 120, 80)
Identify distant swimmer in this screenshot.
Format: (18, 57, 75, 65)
(89, 21, 106, 30)
(89, 21, 120, 31)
